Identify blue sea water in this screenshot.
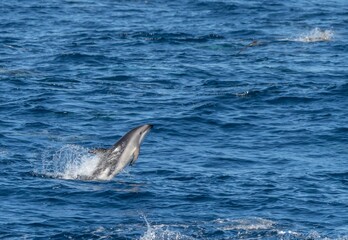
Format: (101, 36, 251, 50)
(1, 0, 348, 239)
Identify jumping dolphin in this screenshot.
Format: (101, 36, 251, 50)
(85, 124, 153, 180)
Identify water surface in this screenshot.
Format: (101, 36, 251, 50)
(0, 1, 347, 239)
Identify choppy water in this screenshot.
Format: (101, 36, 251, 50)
(1, 1, 348, 239)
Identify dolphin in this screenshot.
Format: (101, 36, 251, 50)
(84, 124, 153, 180)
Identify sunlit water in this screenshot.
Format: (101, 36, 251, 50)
(1, 1, 348, 239)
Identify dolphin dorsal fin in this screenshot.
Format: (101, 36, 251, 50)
(89, 148, 108, 154)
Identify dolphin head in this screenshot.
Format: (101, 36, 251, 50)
(116, 124, 153, 167)
(130, 124, 153, 146)
(112, 124, 153, 149)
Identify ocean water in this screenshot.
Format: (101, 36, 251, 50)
(0, 0, 348, 239)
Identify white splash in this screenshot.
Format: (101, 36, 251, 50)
(139, 215, 195, 240)
(295, 27, 334, 42)
(40, 144, 101, 180)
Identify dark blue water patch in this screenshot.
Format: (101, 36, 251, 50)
(333, 127, 348, 134)
(124, 31, 225, 44)
(321, 171, 348, 182)
(53, 52, 110, 65)
(328, 82, 348, 96)
(48, 232, 128, 240)
(23, 122, 52, 131)
(193, 1, 239, 11)
(96, 75, 134, 82)
(317, 131, 348, 145)
(220, 122, 257, 130)
(266, 96, 319, 104)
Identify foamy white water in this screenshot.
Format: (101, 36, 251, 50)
(295, 27, 334, 42)
(40, 144, 102, 180)
(140, 215, 195, 240)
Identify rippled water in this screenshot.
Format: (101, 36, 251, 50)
(1, 1, 348, 239)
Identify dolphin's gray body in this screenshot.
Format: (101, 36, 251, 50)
(85, 124, 153, 180)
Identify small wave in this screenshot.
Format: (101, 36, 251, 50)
(54, 52, 109, 64)
(0, 68, 33, 76)
(215, 217, 275, 231)
(38, 144, 101, 180)
(294, 27, 334, 42)
(0, 148, 9, 158)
